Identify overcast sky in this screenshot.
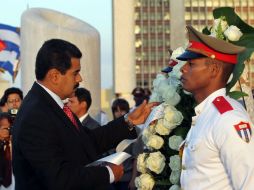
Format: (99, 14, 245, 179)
(1, 0, 113, 88)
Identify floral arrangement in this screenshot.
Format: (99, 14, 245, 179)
(203, 7, 254, 98)
(134, 48, 195, 190)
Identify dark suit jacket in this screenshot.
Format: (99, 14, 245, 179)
(12, 82, 136, 190)
(81, 115, 100, 130)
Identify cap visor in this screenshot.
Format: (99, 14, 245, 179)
(176, 50, 206, 61)
(161, 66, 173, 73)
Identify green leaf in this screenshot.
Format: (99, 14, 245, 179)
(155, 179, 171, 186)
(211, 7, 254, 92)
(228, 90, 248, 99)
(226, 57, 245, 93)
(202, 27, 211, 35)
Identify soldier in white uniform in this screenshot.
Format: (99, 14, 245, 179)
(176, 25, 254, 190)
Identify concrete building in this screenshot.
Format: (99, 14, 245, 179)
(113, 0, 254, 94)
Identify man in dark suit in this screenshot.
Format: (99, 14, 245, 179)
(12, 39, 156, 190)
(67, 87, 100, 130)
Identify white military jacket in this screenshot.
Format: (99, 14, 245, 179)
(181, 88, 254, 190)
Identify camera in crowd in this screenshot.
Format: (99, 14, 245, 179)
(7, 108, 18, 135)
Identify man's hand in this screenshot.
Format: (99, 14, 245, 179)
(128, 100, 159, 125)
(107, 163, 124, 182)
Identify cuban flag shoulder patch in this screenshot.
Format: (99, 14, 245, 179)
(234, 121, 252, 143)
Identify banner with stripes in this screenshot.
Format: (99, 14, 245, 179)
(0, 23, 20, 78)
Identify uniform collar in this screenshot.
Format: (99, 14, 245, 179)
(195, 88, 226, 116)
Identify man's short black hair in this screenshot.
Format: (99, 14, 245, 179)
(35, 39, 82, 80)
(111, 98, 130, 114)
(74, 88, 92, 111)
(2, 87, 23, 103)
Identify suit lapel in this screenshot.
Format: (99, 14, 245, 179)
(30, 83, 82, 138)
(81, 115, 90, 126)
(31, 83, 98, 161)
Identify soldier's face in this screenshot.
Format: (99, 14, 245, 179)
(180, 58, 213, 96)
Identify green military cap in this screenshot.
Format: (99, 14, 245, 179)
(177, 25, 246, 64)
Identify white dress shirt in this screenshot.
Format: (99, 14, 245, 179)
(79, 113, 88, 122)
(181, 88, 254, 190)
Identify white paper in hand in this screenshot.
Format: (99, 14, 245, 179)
(143, 104, 164, 129)
(87, 152, 131, 166)
(116, 139, 137, 152)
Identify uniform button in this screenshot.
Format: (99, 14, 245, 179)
(182, 165, 187, 170)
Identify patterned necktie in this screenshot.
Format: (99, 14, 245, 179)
(63, 105, 79, 130)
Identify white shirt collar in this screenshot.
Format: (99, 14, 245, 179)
(79, 113, 88, 122)
(36, 82, 64, 109)
(195, 88, 226, 116)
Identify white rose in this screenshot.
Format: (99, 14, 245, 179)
(148, 123, 156, 133)
(135, 173, 155, 190)
(157, 80, 170, 93)
(142, 128, 153, 144)
(146, 134, 164, 150)
(137, 153, 147, 173)
(168, 135, 183, 150)
(168, 155, 181, 171)
(153, 74, 167, 89)
(212, 18, 228, 32)
(155, 119, 171, 135)
(169, 170, 181, 185)
(146, 151, 166, 174)
(149, 91, 163, 103)
(169, 184, 181, 190)
(224, 25, 243, 41)
(162, 87, 181, 106)
(170, 60, 186, 79)
(167, 77, 181, 89)
(163, 105, 183, 129)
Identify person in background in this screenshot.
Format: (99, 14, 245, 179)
(111, 98, 130, 120)
(0, 112, 13, 190)
(0, 99, 8, 113)
(0, 88, 23, 190)
(67, 87, 100, 130)
(111, 98, 144, 190)
(177, 25, 254, 189)
(143, 88, 151, 102)
(130, 87, 146, 113)
(12, 39, 157, 190)
(1, 87, 23, 116)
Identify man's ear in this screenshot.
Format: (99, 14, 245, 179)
(209, 60, 222, 78)
(47, 69, 61, 85)
(81, 101, 88, 112)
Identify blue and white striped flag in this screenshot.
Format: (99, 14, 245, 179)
(0, 23, 20, 77)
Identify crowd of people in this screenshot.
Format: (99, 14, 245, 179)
(0, 87, 23, 190)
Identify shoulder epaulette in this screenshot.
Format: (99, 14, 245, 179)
(212, 96, 233, 114)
